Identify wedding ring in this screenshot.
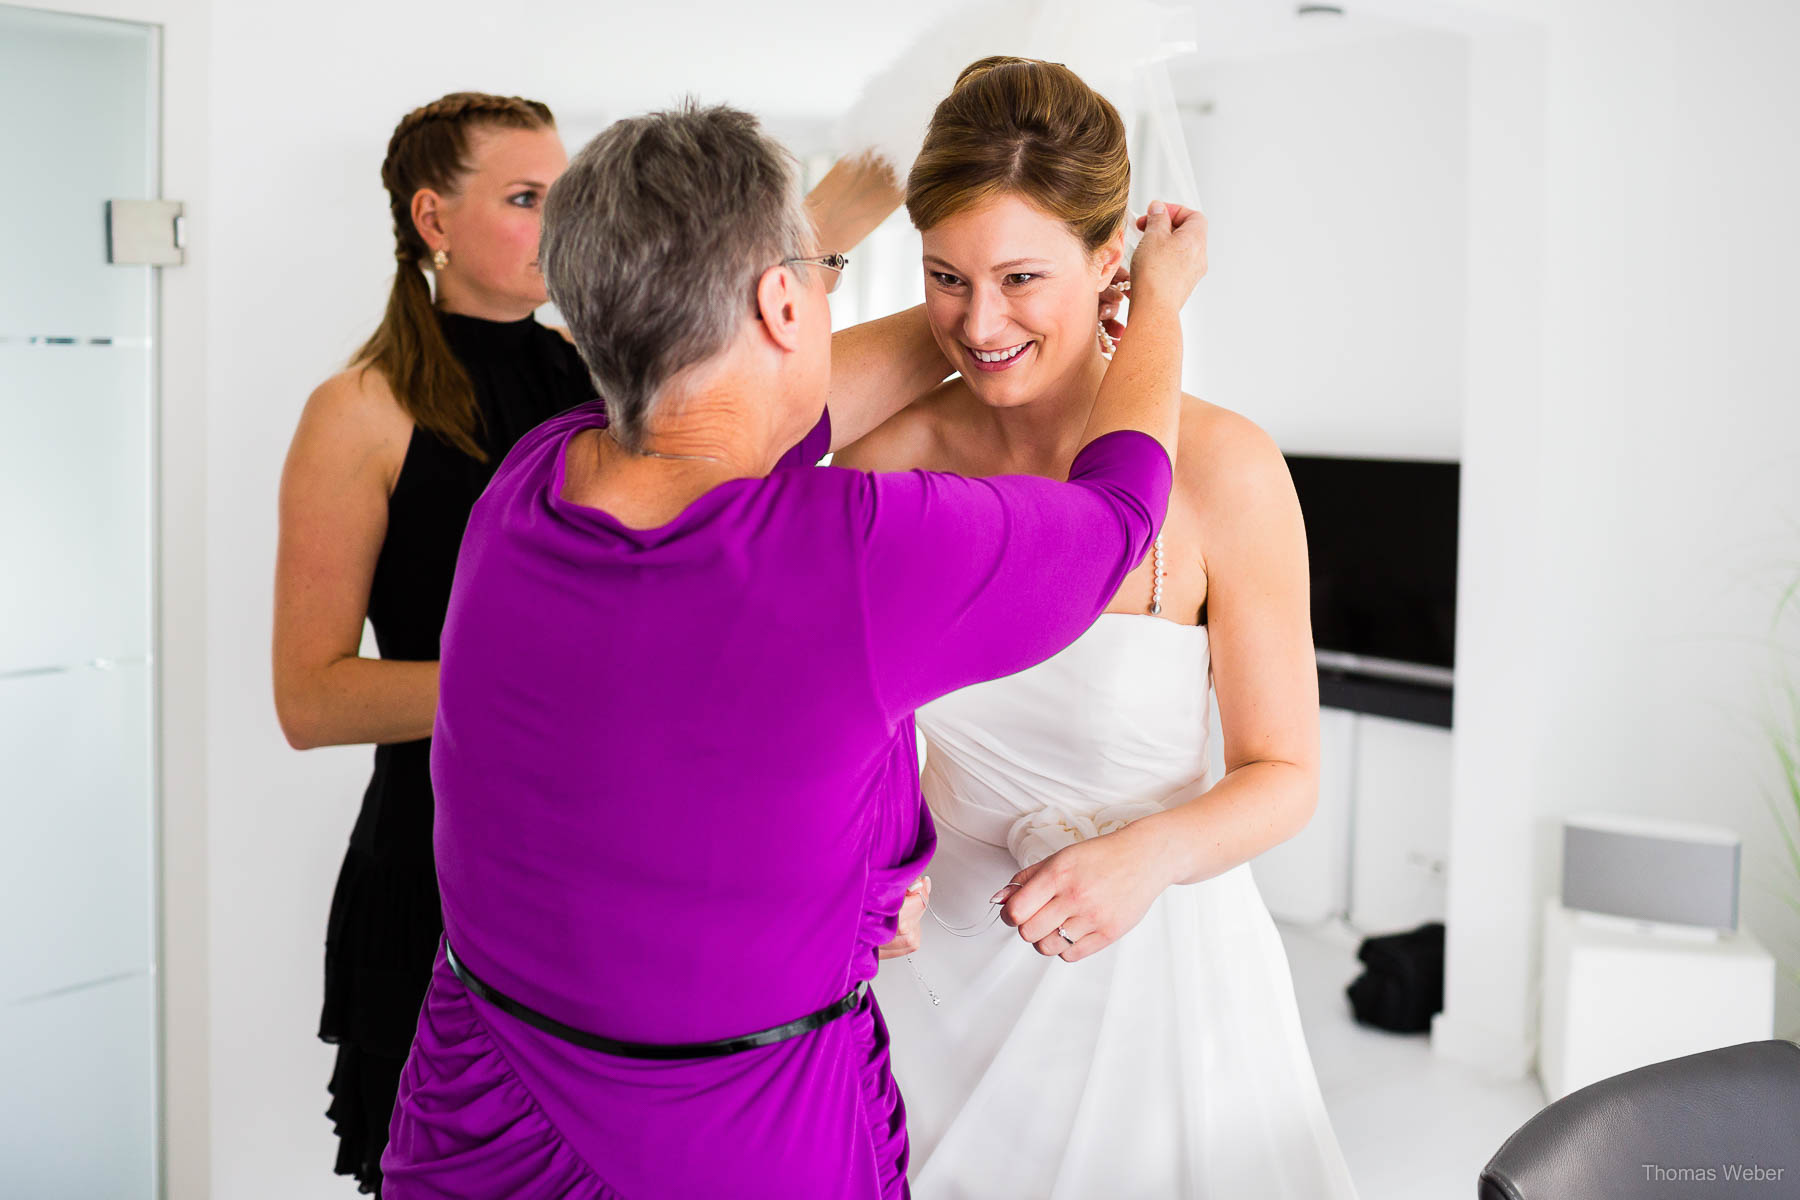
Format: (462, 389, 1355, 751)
(1056, 927, 1075, 945)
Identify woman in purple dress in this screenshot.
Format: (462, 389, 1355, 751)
(380, 101, 1206, 1199)
(275, 91, 915, 1195)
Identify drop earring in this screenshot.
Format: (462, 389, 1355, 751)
(1097, 274, 1128, 356)
(432, 248, 449, 270)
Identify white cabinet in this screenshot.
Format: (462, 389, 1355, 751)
(1539, 899, 1775, 1101)
(1252, 709, 1452, 936)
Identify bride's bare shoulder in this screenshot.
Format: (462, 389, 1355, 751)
(829, 377, 970, 472)
(1177, 395, 1294, 512)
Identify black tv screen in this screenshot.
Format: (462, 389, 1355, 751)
(1283, 455, 1459, 672)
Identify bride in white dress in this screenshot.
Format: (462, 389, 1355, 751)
(838, 55, 1360, 1199)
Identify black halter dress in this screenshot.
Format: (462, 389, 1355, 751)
(318, 310, 595, 1194)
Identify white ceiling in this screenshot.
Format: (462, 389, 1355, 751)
(312, 0, 1435, 136)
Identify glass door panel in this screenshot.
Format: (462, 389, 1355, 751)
(0, 5, 160, 1195)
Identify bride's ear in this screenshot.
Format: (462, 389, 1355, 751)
(1094, 231, 1127, 290)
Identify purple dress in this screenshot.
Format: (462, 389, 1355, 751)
(381, 399, 1171, 1199)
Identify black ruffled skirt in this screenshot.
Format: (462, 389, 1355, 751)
(320, 840, 442, 1195)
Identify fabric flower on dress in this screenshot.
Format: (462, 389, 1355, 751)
(1005, 799, 1165, 868)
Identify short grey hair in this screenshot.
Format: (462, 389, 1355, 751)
(540, 101, 815, 451)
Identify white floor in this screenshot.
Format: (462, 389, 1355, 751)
(1276, 916, 1548, 1200)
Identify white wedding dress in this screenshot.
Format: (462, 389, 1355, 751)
(873, 613, 1360, 1199)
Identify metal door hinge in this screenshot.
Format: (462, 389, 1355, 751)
(106, 199, 185, 265)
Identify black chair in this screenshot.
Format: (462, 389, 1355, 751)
(1479, 1039, 1800, 1199)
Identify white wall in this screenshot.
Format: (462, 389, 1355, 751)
(1176, 28, 1470, 458)
(1521, 0, 1800, 1040)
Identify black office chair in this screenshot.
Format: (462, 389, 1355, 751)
(1479, 1039, 1800, 1199)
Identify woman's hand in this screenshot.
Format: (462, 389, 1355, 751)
(805, 153, 904, 254)
(877, 875, 931, 960)
(1127, 201, 1208, 311)
(996, 821, 1176, 963)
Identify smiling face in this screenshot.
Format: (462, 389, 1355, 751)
(920, 192, 1122, 408)
(428, 123, 568, 312)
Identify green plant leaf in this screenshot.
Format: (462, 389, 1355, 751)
(1762, 779, 1800, 883)
(1775, 571, 1800, 635)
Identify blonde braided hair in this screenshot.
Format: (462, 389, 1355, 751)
(353, 91, 556, 461)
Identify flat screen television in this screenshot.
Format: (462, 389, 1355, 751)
(1282, 454, 1459, 726)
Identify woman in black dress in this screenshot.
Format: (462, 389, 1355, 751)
(273, 91, 590, 1194)
(274, 92, 929, 1193)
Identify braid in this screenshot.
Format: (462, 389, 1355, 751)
(354, 92, 556, 460)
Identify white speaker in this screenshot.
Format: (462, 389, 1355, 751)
(1560, 812, 1741, 932)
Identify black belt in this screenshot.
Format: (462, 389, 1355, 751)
(443, 938, 867, 1061)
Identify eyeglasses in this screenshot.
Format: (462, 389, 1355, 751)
(782, 252, 850, 294)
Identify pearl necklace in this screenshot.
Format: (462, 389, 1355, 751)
(1150, 532, 1166, 615)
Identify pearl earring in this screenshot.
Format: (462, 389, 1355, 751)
(432, 248, 449, 270)
(1097, 274, 1128, 356)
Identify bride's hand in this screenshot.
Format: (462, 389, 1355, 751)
(1126, 201, 1208, 311)
(996, 824, 1171, 963)
(877, 875, 931, 960)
